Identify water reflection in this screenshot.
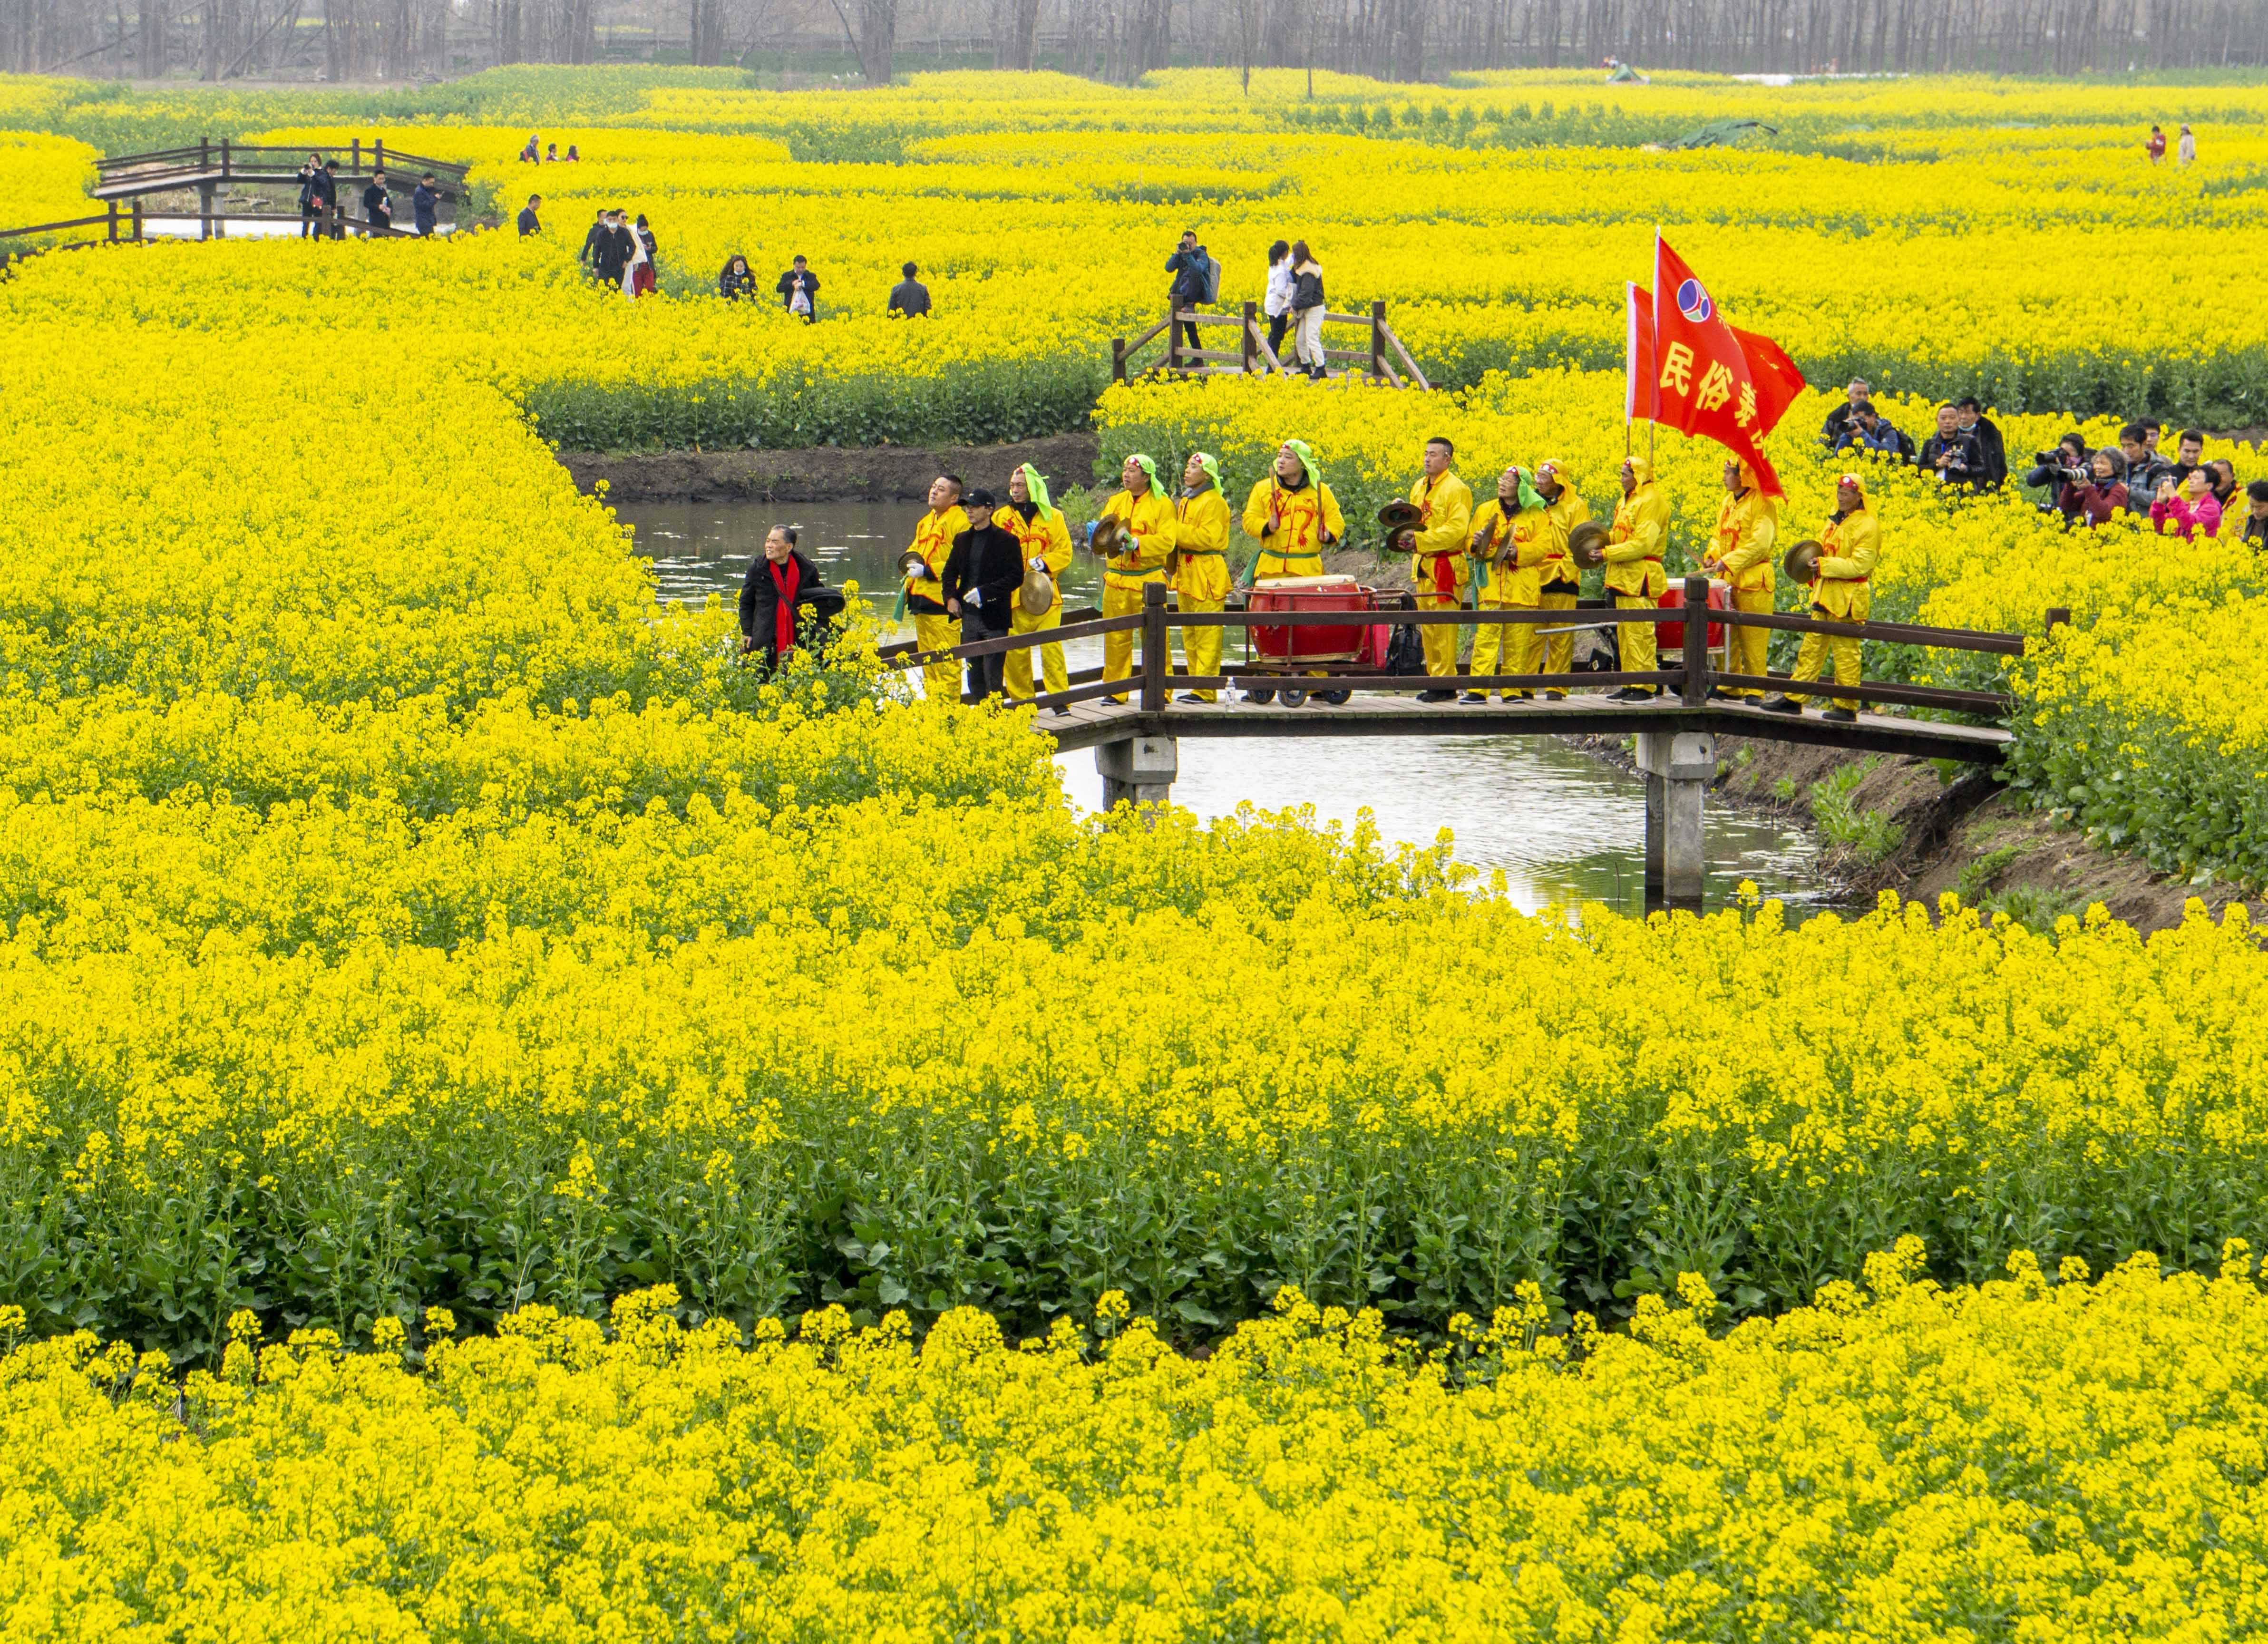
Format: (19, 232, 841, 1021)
(615, 498, 1834, 915)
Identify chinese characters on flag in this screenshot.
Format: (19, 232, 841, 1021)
(1626, 234, 1806, 495)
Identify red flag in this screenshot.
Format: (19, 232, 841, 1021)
(1624, 282, 1654, 421)
(1642, 235, 1807, 496)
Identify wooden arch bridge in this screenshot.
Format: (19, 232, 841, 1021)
(881, 577, 2043, 911)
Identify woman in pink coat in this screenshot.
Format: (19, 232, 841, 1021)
(2150, 465, 2224, 538)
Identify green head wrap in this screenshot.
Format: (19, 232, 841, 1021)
(1192, 451, 1223, 493)
(1017, 462, 1054, 521)
(1508, 467, 1545, 512)
(1281, 439, 1321, 492)
(1127, 454, 1159, 493)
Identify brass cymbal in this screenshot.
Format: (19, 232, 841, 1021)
(1088, 515, 1132, 559)
(896, 548, 931, 582)
(1018, 566, 1056, 616)
(1783, 538, 1823, 585)
(1567, 518, 1610, 570)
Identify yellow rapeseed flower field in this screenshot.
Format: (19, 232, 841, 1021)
(2, 64, 2268, 1634)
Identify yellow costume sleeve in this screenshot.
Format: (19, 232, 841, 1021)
(1411, 473, 1471, 557)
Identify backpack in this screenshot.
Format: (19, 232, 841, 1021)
(1382, 592, 1426, 675)
(1200, 255, 1222, 304)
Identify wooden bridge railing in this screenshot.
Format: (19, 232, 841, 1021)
(1112, 299, 1430, 389)
(93, 138, 472, 195)
(881, 578, 2035, 720)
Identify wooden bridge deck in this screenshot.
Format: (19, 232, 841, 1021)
(1041, 691, 2013, 763)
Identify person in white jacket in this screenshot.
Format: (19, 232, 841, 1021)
(1262, 239, 1294, 368)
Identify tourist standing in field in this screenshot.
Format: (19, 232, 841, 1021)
(902, 476, 968, 701)
(942, 488, 1024, 701)
(719, 253, 755, 300)
(889, 262, 931, 316)
(1400, 436, 1471, 700)
(779, 254, 819, 321)
(1263, 240, 1294, 364)
(1463, 466, 1549, 703)
(2059, 449, 2128, 527)
(593, 211, 632, 288)
(1530, 458, 1589, 696)
(2178, 125, 2197, 165)
(738, 525, 826, 672)
(1955, 398, 2006, 488)
(517, 195, 541, 235)
(2147, 124, 2167, 163)
(1097, 455, 1178, 703)
(1001, 463, 1071, 708)
(2238, 479, 2268, 551)
(360, 170, 392, 235)
(412, 174, 440, 237)
(1767, 473, 1880, 722)
(1818, 378, 1872, 445)
(1286, 242, 1326, 378)
(628, 215, 658, 296)
(1173, 451, 1233, 702)
(2117, 424, 2171, 514)
(2151, 466, 2223, 538)
(1603, 454, 1671, 702)
(1919, 405, 1983, 489)
(1704, 459, 1778, 700)
(1242, 440, 1340, 582)
(313, 160, 341, 238)
(579, 209, 608, 275)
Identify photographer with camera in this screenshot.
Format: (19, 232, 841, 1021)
(2024, 434, 2091, 505)
(1832, 403, 1904, 458)
(2058, 448, 2129, 528)
(1918, 404, 1986, 490)
(2115, 424, 2170, 516)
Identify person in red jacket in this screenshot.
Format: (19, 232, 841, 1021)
(2058, 450, 2128, 528)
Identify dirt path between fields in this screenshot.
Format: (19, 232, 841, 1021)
(559, 431, 1106, 503)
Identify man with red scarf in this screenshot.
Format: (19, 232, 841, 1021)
(1397, 436, 1472, 703)
(738, 525, 827, 673)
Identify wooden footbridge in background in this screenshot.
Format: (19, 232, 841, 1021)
(883, 577, 2039, 909)
(0, 138, 471, 250)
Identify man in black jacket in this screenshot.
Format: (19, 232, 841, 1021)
(412, 174, 441, 237)
(578, 208, 608, 275)
(1918, 405, 1985, 490)
(1165, 230, 1209, 351)
(360, 170, 392, 235)
(941, 488, 1026, 701)
(593, 210, 633, 286)
(1955, 397, 2006, 489)
(738, 526, 829, 673)
(517, 195, 542, 236)
(312, 160, 341, 239)
(296, 153, 325, 238)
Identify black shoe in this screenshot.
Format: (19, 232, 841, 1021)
(1416, 689, 1455, 703)
(1760, 694, 1803, 715)
(1605, 687, 1653, 703)
(1539, 689, 1565, 701)
(1051, 706, 1071, 717)
(1178, 691, 1211, 703)
(1706, 685, 1740, 702)
(1822, 707, 1859, 724)
(1459, 690, 1488, 704)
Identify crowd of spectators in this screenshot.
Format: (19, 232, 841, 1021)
(1820, 378, 2262, 544)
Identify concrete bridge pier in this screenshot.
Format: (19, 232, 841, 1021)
(1097, 734, 1177, 814)
(1637, 729, 1714, 912)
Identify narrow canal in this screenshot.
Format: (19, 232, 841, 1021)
(617, 498, 1829, 916)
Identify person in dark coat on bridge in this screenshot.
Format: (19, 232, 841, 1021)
(296, 153, 325, 238)
(360, 170, 392, 235)
(411, 174, 441, 237)
(941, 487, 1027, 701)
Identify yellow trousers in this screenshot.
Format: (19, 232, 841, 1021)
(1538, 586, 1577, 680)
(1416, 591, 1461, 676)
(1726, 587, 1773, 698)
(1101, 581, 1151, 702)
(1176, 594, 1225, 701)
(1004, 602, 1066, 701)
(915, 612, 959, 701)
(1614, 593, 1658, 693)
(1791, 590, 1868, 711)
(1469, 599, 1533, 699)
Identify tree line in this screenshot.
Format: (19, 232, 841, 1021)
(3, 0, 2264, 89)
